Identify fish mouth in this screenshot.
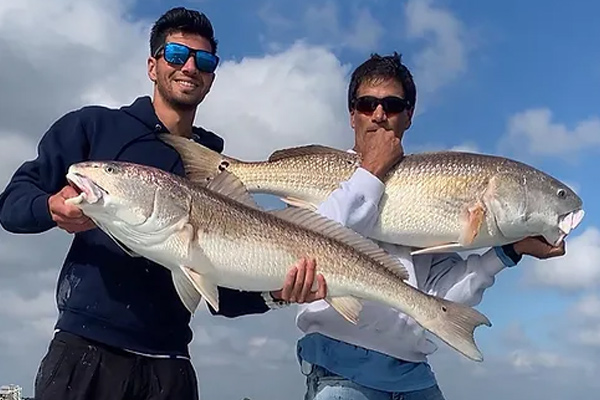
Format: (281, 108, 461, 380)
(554, 209, 585, 245)
(65, 172, 106, 206)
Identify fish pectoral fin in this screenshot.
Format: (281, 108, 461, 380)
(459, 202, 487, 246)
(96, 222, 142, 258)
(410, 243, 466, 256)
(280, 196, 318, 211)
(112, 238, 142, 258)
(205, 170, 262, 210)
(326, 296, 363, 324)
(180, 266, 220, 313)
(171, 266, 203, 314)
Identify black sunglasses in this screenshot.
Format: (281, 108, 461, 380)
(353, 96, 411, 115)
(154, 42, 219, 73)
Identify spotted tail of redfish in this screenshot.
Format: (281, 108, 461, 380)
(417, 296, 492, 362)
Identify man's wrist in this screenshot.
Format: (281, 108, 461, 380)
(360, 160, 386, 181)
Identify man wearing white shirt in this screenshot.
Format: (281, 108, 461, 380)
(292, 52, 566, 400)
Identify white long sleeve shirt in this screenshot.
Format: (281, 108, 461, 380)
(295, 167, 514, 363)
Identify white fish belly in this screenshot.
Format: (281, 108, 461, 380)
(194, 232, 370, 298)
(367, 178, 511, 248)
(373, 196, 466, 246)
(372, 202, 513, 249)
(197, 234, 300, 292)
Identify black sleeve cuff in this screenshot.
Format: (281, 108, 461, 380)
(208, 287, 270, 317)
(501, 244, 523, 265)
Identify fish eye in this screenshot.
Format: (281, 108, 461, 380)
(105, 165, 116, 174)
(557, 188, 566, 198)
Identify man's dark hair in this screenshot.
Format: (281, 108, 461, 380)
(347, 52, 416, 112)
(150, 7, 218, 56)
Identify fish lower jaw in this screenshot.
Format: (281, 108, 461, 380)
(64, 190, 100, 206)
(555, 209, 585, 245)
(65, 173, 101, 205)
(65, 192, 86, 206)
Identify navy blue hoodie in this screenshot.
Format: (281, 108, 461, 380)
(0, 96, 270, 357)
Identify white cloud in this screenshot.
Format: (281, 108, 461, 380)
(508, 349, 590, 372)
(572, 294, 600, 319)
(429, 344, 599, 400)
(0, 266, 60, 394)
(196, 41, 353, 159)
(0, 290, 55, 320)
(500, 322, 533, 348)
(259, 0, 472, 112)
(405, 0, 469, 97)
(501, 108, 600, 158)
(576, 326, 600, 348)
(449, 141, 480, 153)
(406, 141, 481, 155)
(526, 227, 600, 290)
(259, 0, 384, 54)
(303, 1, 383, 53)
(564, 294, 600, 349)
(0, 0, 151, 139)
(0, 134, 38, 189)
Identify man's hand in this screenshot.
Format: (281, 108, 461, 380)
(512, 236, 566, 259)
(356, 129, 404, 181)
(48, 185, 96, 234)
(271, 257, 327, 303)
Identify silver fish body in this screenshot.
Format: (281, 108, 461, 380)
(65, 160, 492, 362)
(161, 135, 585, 255)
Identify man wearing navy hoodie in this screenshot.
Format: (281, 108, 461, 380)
(0, 7, 325, 400)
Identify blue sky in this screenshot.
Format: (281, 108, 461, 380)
(0, 0, 599, 398)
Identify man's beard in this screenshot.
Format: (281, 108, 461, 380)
(157, 81, 202, 112)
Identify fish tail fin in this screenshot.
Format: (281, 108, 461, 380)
(421, 297, 492, 362)
(171, 266, 203, 314)
(159, 134, 240, 185)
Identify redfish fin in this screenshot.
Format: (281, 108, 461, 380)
(94, 220, 142, 258)
(181, 266, 220, 313)
(171, 266, 203, 314)
(422, 297, 492, 362)
(459, 202, 486, 245)
(268, 145, 351, 162)
(326, 296, 363, 324)
(410, 243, 466, 256)
(270, 207, 408, 281)
(411, 202, 486, 257)
(280, 196, 319, 211)
(206, 170, 262, 210)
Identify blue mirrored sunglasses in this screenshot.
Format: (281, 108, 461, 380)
(155, 42, 219, 73)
